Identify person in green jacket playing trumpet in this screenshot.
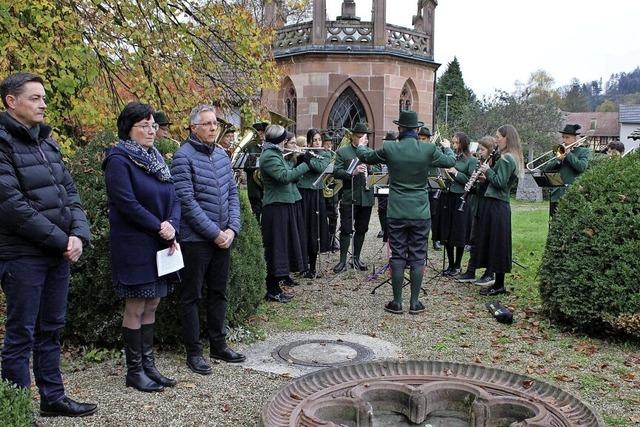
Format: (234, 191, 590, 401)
(356, 110, 456, 315)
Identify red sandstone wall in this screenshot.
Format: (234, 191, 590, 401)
(262, 54, 437, 149)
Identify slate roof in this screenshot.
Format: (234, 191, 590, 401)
(619, 104, 640, 124)
(562, 112, 619, 137)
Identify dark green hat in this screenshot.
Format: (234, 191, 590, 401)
(393, 110, 424, 129)
(153, 111, 171, 126)
(383, 131, 398, 141)
(418, 126, 432, 137)
(252, 121, 269, 132)
(349, 122, 373, 134)
(560, 124, 581, 135)
(321, 132, 333, 142)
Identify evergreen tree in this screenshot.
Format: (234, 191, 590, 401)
(561, 79, 590, 112)
(435, 57, 474, 129)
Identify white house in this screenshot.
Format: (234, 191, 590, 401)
(619, 104, 640, 154)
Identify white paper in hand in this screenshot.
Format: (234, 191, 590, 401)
(156, 245, 184, 276)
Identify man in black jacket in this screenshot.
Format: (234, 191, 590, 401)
(0, 73, 96, 418)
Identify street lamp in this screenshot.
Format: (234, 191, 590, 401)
(445, 93, 453, 126)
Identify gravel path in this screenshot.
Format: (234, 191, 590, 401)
(35, 216, 640, 427)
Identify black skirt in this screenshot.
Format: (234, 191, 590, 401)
(439, 191, 472, 247)
(300, 188, 330, 254)
(262, 202, 308, 277)
(474, 197, 512, 274)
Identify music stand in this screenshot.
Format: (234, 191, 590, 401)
(531, 171, 566, 189)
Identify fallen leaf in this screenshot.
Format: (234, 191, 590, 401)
(554, 374, 573, 382)
(182, 382, 196, 389)
(522, 380, 534, 389)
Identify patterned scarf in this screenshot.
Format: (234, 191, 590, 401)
(262, 142, 283, 152)
(117, 139, 172, 182)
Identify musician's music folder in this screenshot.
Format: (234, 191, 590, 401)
(156, 245, 184, 276)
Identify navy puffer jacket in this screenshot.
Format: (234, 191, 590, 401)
(0, 112, 90, 259)
(170, 136, 241, 242)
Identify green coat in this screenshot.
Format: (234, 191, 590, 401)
(542, 146, 590, 202)
(243, 140, 263, 199)
(259, 147, 309, 206)
(356, 137, 456, 220)
(484, 154, 518, 202)
(449, 155, 479, 194)
(297, 150, 332, 189)
(334, 144, 376, 206)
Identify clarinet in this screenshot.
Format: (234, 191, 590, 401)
(458, 148, 500, 212)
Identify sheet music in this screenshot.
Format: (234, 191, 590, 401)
(156, 245, 184, 276)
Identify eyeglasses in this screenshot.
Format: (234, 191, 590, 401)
(133, 123, 159, 131)
(193, 121, 218, 128)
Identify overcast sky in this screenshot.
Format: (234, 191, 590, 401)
(325, 0, 640, 97)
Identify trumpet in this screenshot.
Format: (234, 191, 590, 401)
(526, 132, 591, 171)
(283, 147, 324, 159)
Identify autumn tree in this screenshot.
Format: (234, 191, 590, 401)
(1, 0, 280, 141)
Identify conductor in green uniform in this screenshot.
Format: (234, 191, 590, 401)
(356, 111, 455, 314)
(543, 124, 590, 218)
(332, 123, 375, 273)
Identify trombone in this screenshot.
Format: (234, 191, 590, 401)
(526, 133, 591, 171)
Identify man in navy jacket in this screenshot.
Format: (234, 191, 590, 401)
(171, 105, 244, 375)
(0, 73, 96, 417)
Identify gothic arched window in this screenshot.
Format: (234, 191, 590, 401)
(285, 86, 297, 133)
(327, 87, 368, 132)
(400, 83, 413, 112)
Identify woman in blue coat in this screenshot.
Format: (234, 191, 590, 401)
(103, 102, 180, 392)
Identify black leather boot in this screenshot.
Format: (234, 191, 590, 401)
(141, 324, 177, 387)
(122, 327, 164, 392)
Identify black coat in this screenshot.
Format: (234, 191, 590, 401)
(0, 112, 90, 259)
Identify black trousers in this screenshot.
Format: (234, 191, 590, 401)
(339, 203, 372, 235)
(549, 201, 558, 219)
(180, 242, 230, 356)
(325, 195, 339, 235)
(388, 218, 431, 270)
(249, 197, 263, 224)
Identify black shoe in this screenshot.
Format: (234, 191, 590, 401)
(479, 286, 507, 296)
(442, 266, 453, 276)
(333, 261, 347, 273)
(281, 277, 300, 287)
(409, 301, 426, 315)
(377, 230, 384, 238)
(352, 258, 368, 271)
(447, 267, 461, 277)
(474, 273, 496, 287)
(141, 324, 177, 387)
(384, 301, 403, 314)
(40, 396, 97, 418)
(211, 346, 246, 363)
(122, 327, 164, 392)
(265, 292, 293, 303)
(456, 271, 476, 282)
(303, 270, 322, 279)
(433, 241, 442, 250)
(186, 355, 213, 375)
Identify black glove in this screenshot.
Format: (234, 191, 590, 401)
(485, 301, 513, 324)
(302, 151, 313, 165)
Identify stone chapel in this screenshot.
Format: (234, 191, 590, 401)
(262, 0, 439, 147)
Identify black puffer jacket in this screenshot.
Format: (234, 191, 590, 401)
(0, 112, 90, 259)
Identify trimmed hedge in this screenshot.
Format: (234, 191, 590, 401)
(0, 380, 33, 427)
(539, 152, 640, 337)
(65, 134, 266, 347)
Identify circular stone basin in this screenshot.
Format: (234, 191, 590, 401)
(261, 360, 604, 427)
(272, 339, 374, 367)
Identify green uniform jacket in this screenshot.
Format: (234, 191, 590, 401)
(297, 150, 332, 190)
(243, 140, 263, 199)
(356, 137, 456, 220)
(542, 146, 590, 202)
(334, 144, 376, 206)
(484, 154, 518, 202)
(449, 155, 479, 194)
(259, 147, 309, 206)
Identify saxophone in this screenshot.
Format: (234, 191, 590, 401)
(458, 147, 500, 212)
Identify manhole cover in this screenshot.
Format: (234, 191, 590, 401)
(272, 339, 374, 367)
(261, 360, 604, 426)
